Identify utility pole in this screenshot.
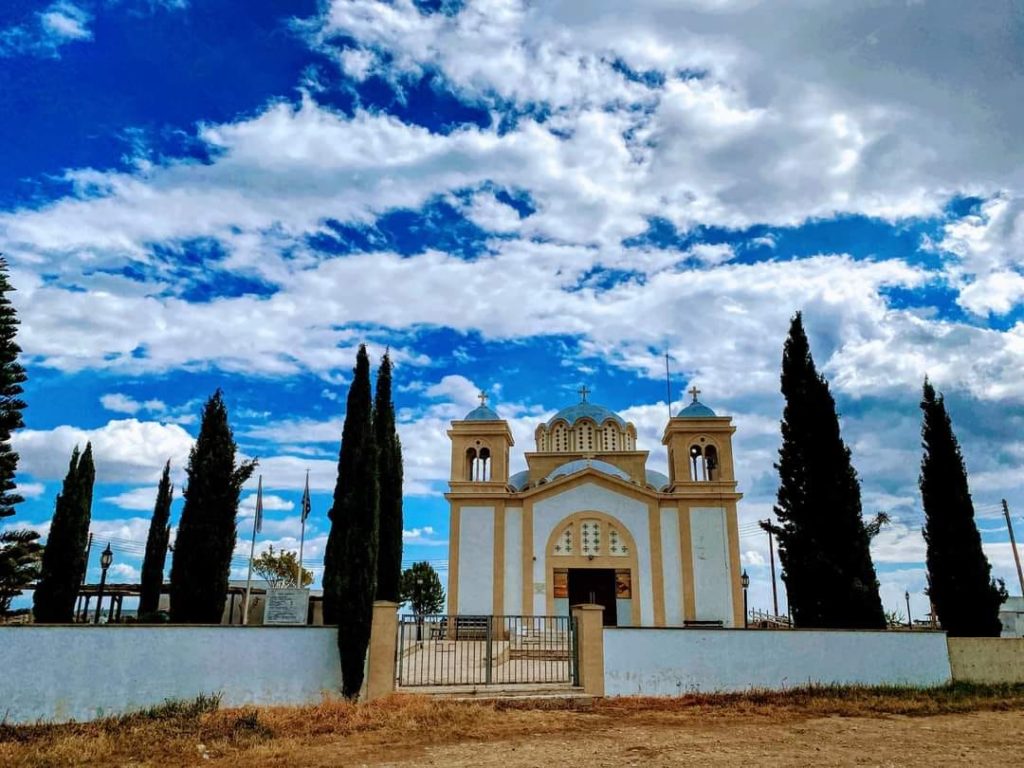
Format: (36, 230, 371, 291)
(759, 519, 779, 616)
(1003, 499, 1024, 595)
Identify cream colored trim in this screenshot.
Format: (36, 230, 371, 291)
(679, 501, 696, 622)
(522, 497, 534, 617)
(447, 502, 461, 614)
(492, 502, 506, 616)
(726, 500, 744, 627)
(648, 502, 666, 626)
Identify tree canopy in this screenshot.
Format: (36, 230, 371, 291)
(400, 561, 445, 616)
(375, 351, 404, 603)
(252, 544, 313, 588)
(139, 460, 174, 619)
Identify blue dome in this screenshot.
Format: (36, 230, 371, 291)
(545, 459, 630, 484)
(508, 469, 530, 491)
(547, 402, 625, 428)
(677, 400, 716, 418)
(645, 469, 670, 491)
(463, 404, 500, 421)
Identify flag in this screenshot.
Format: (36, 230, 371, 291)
(301, 469, 311, 523)
(254, 476, 264, 534)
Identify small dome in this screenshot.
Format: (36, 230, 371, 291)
(463, 404, 500, 421)
(677, 400, 716, 418)
(508, 469, 530, 491)
(645, 469, 670, 491)
(547, 402, 625, 428)
(545, 459, 630, 484)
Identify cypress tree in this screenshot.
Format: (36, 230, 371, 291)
(323, 345, 379, 698)
(33, 443, 95, 623)
(169, 391, 256, 624)
(0, 257, 27, 521)
(139, 460, 174, 619)
(920, 379, 1003, 636)
(773, 313, 884, 629)
(374, 351, 403, 603)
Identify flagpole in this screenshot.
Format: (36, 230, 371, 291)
(298, 469, 310, 587)
(242, 476, 262, 625)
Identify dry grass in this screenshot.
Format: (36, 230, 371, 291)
(3, 684, 1024, 767)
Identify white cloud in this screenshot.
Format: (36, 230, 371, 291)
(103, 486, 164, 511)
(0, 2, 91, 57)
(16, 481, 46, 500)
(14, 419, 194, 484)
(239, 493, 295, 513)
(100, 393, 167, 415)
(403, 526, 446, 546)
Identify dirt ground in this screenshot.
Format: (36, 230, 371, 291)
(4, 687, 1024, 767)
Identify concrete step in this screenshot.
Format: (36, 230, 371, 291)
(396, 683, 591, 704)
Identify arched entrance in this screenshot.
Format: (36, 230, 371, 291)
(545, 511, 641, 626)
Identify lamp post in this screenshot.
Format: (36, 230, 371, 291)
(94, 543, 113, 625)
(905, 590, 912, 629)
(741, 570, 750, 628)
(415, 576, 424, 641)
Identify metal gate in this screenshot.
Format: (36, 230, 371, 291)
(396, 614, 578, 687)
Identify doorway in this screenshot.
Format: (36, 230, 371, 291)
(568, 568, 617, 626)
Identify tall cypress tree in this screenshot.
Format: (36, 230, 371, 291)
(169, 391, 256, 624)
(139, 460, 174, 619)
(774, 313, 884, 629)
(0, 257, 27, 521)
(33, 443, 95, 623)
(374, 351, 403, 602)
(323, 345, 379, 698)
(920, 379, 1003, 636)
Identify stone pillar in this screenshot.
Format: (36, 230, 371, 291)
(366, 600, 399, 701)
(572, 603, 605, 697)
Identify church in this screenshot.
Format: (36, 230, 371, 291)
(445, 387, 744, 627)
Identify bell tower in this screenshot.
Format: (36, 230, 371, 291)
(662, 386, 738, 493)
(448, 392, 515, 490)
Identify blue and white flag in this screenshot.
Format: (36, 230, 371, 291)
(300, 470, 311, 523)
(254, 475, 264, 534)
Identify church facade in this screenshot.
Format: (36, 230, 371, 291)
(445, 389, 744, 627)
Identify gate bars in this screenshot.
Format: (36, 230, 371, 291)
(397, 614, 579, 687)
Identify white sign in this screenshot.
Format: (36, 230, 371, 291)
(264, 588, 310, 625)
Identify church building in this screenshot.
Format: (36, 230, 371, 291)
(445, 388, 744, 627)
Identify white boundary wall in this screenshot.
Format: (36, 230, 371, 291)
(604, 628, 951, 696)
(0, 626, 342, 724)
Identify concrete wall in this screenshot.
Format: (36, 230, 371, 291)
(948, 637, 1024, 684)
(690, 507, 733, 625)
(0, 626, 342, 724)
(457, 505, 495, 613)
(603, 628, 951, 696)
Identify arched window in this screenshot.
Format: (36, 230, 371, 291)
(465, 447, 477, 481)
(704, 445, 719, 481)
(478, 447, 491, 481)
(689, 444, 706, 482)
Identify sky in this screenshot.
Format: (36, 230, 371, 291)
(3, 0, 1024, 620)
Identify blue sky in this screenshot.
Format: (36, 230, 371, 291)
(3, 0, 1024, 619)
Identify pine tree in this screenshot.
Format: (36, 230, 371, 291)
(0, 529, 43, 616)
(773, 313, 885, 629)
(169, 391, 256, 624)
(400, 561, 445, 616)
(139, 460, 174, 619)
(920, 379, 1004, 636)
(374, 351, 403, 603)
(323, 345, 379, 698)
(0, 257, 27, 521)
(33, 443, 95, 623)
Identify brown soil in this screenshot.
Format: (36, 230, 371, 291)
(3, 686, 1023, 767)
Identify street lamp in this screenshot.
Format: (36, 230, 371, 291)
(905, 590, 912, 629)
(94, 543, 113, 625)
(415, 576, 424, 641)
(741, 570, 750, 628)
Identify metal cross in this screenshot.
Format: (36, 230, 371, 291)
(478, 391, 488, 406)
(578, 385, 590, 402)
(688, 385, 701, 402)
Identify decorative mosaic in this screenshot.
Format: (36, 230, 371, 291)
(580, 519, 602, 556)
(608, 525, 628, 556)
(553, 524, 573, 555)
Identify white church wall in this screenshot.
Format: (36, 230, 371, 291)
(0, 626, 342, 724)
(504, 506, 523, 615)
(533, 482, 653, 624)
(660, 507, 684, 626)
(604, 628, 952, 696)
(690, 507, 734, 626)
(458, 506, 495, 614)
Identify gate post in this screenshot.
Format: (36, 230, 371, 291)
(571, 604, 605, 697)
(366, 600, 399, 701)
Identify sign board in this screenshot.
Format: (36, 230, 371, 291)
(264, 588, 310, 625)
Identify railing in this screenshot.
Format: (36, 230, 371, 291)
(397, 614, 577, 687)
(748, 608, 792, 628)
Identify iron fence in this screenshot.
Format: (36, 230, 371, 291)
(397, 614, 577, 687)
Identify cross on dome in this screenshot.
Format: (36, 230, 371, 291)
(578, 385, 591, 403)
(688, 385, 701, 402)
(478, 391, 489, 406)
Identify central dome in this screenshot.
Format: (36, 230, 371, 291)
(547, 402, 625, 428)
